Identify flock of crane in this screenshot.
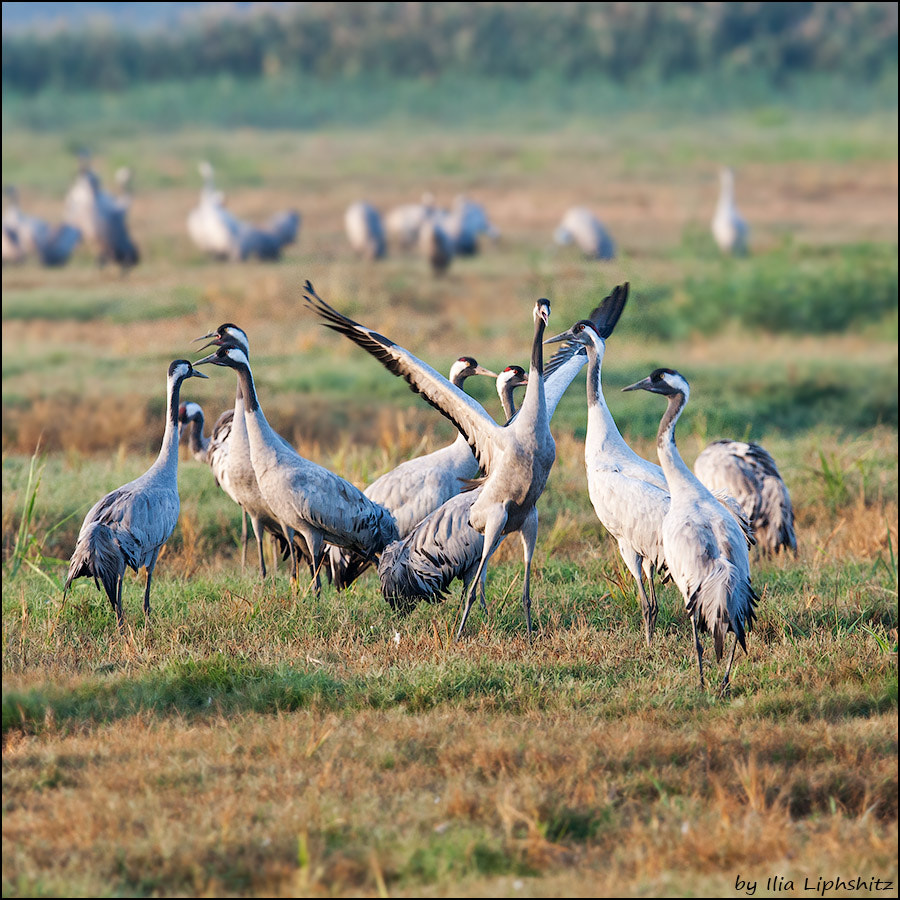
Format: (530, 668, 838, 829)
(64, 271, 793, 692)
(2, 161, 749, 271)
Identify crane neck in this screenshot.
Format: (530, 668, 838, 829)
(583, 339, 631, 456)
(518, 313, 548, 425)
(655, 391, 694, 493)
(186, 411, 209, 461)
(230, 358, 280, 452)
(154, 374, 187, 476)
(499, 382, 517, 421)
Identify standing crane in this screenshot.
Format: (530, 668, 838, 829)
(194, 339, 399, 592)
(304, 281, 556, 639)
(378, 287, 626, 618)
(623, 368, 758, 690)
(554, 207, 615, 260)
(711, 166, 748, 255)
(64, 155, 139, 269)
(178, 400, 291, 573)
(379, 364, 529, 615)
(64, 360, 208, 629)
(2, 185, 81, 266)
(328, 355, 497, 589)
(344, 202, 387, 260)
(191, 324, 313, 578)
(694, 440, 796, 555)
(543, 284, 669, 645)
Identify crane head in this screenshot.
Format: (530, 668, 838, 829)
(194, 345, 249, 370)
(543, 319, 603, 348)
(496, 365, 528, 391)
(168, 360, 209, 382)
(534, 298, 551, 327)
(449, 356, 497, 384)
(622, 368, 689, 401)
(192, 323, 249, 355)
(178, 401, 203, 424)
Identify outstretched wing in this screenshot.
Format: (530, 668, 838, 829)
(304, 281, 503, 473)
(543, 282, 629, 381)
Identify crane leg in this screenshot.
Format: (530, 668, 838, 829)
(249, 516, 266, 579)
(240, 511, 248, 572)
(296, 528, 323, 598)
(281, 523, 298, 587)
(646, 566, 660, 644)
(456, 509, 507, 641)
(143, 549, 160, 621)
(720, 632, 740, 695)
(691, 610, 705, 690)
(114, 576, 125, 633)
(519, 508, 539, 640)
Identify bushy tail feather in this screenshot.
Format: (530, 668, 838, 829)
(65, 522, 124, 606)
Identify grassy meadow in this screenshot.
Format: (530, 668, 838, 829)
(2, 90, 898, 897)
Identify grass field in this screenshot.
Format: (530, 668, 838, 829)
(2, 91, 898, 897)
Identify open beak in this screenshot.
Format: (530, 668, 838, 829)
(193, 350, 223, 368)
(544, 327, 574, 345)
(622, 376, 653, 393)
(475, 365, 498, 378)
(192, 331, 221, 353)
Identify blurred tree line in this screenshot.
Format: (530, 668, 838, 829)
(2, 1, 897, 94)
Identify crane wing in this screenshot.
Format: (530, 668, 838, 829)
(543, 282, 629, 381)
(304, 281, 503, 473)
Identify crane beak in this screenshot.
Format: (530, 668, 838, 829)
(193, 350, 224, 367)
(622, 376, 653, 393)
(544, 328, 574, 345)
(189, 369, 209, 379)
(474, 365, 498, 378)
(192, 330, 216, 343)
(192, 331, 223, 353)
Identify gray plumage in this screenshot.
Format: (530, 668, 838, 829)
(64, 157, 139, 269)
(384, 193, 437, 248)
(194, 341, 399, 592)
(328, 356, 497, 589)
(187, 162, 299, 261)
(378, 364, 529, 613)
(64, 360, 207, 629)
(344, 201, 386, 260)
(2, 186, 82, 267)
(190, 324, 313, 578)
(380, 288, 626, 616)
(545, 284, 670, 646)
(418, 217, 454, 276)
(304, 282, 557, 639)
(438, 194, 500, 256)
(711, 166, 748, 255)
(554, 206, 615, 260)
(623, 368, 758, 691)
(694, 440, 796, 556)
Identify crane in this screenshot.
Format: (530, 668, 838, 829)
(304, 281, 555, 638)
(694, 440, 796, 556)
(64, 360, 208, 629)
(187, 161, 300, 261)
(543, 284, 669, 645)
(2, 185, 81, 266)
(554, 207, 615, 260)
(711, 166, 748, 255)
(327, 355, 497, 590)
(191, 323, 313, 578)
(64, 155, 139, 269)
(194, 339, 399, 593)
(623, 368, 758, 690)
(345, 202, 386, 260)
(378, 287, 626, 619)
(379, 364, 530, 615)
